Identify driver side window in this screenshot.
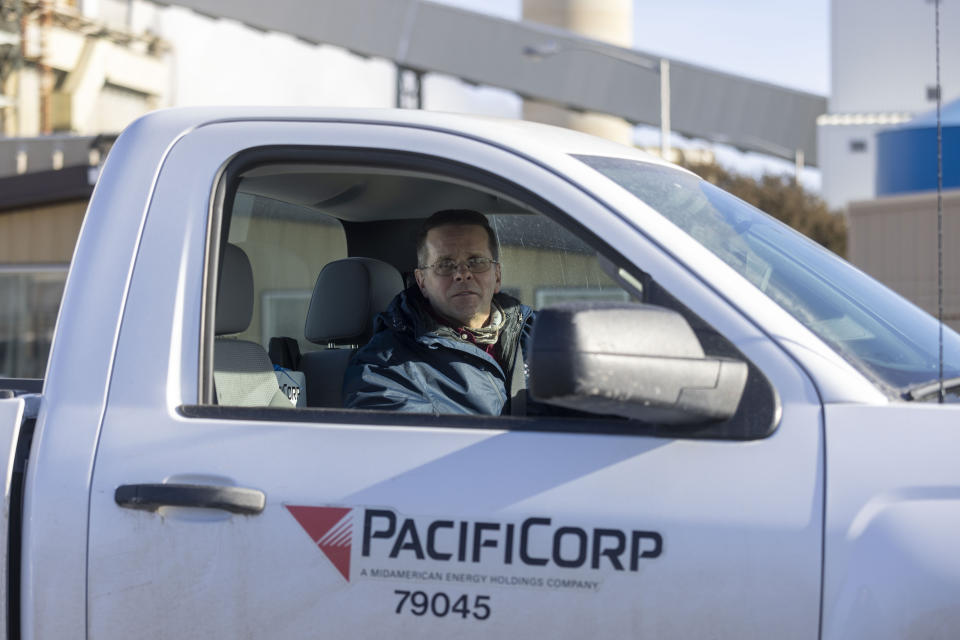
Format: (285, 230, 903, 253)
(206, 150, 774, 439)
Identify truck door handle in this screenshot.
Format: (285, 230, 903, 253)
(115, 483, 266, 515)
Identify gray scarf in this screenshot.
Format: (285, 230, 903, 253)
(463, 299, 506, 345)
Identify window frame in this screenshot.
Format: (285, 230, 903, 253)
(195, 145, 780, 441)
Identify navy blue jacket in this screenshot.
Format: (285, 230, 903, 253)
(342, 287, 534, 415)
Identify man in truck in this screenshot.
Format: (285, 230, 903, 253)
(343, 209, 534, 415)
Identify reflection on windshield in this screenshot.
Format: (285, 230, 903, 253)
(576, 155, 960, 400)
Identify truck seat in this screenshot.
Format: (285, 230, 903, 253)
(301, 257, 404, 407)
(214, 243, 291, 408)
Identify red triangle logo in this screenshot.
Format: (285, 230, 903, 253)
(286, 506, 353, 581)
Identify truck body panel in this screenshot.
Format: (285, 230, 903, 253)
(1, 108, 956, 638)
(823, 404, 960, 639)
(81, 116, 824, 638)
(20, 112, 205, 640)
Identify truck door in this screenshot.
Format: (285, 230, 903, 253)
(83, 118, 824, 639)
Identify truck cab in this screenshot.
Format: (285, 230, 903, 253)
(2, 108, 959, 639)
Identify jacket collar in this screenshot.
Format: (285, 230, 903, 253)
(385, 286, 528, 340)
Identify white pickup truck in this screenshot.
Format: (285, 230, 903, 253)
(1, 108, 958, 639)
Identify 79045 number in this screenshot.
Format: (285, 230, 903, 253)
(394, 590, 491, 620)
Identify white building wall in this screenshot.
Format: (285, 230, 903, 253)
(80, 1, 520, 123)
(153, 7, 396, 110)
(831, 0, 958, 113)
(93, 85, 159, 133)
(422, 75, 520, 118)
(817, 122, 880, 209)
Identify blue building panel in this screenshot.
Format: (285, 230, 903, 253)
(876, 98, 960, 196)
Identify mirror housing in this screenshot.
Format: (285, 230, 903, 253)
(529, 302, 748, 424)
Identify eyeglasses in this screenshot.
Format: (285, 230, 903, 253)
(418, 257, 498, 277)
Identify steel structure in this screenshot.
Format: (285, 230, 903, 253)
(153, 0, 826, 165)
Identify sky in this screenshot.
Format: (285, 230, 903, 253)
(632, 0, 829, 96)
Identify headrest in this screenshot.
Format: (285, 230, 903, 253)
(216, 243, 254, 336)
(305, 257, 403, 345)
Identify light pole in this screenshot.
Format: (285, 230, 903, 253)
(523, 41, 671, 159)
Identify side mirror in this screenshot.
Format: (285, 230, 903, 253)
(529, 302, 748, 424)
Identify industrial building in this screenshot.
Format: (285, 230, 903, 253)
(0, 0, 829, 378)
(2, 0, 956, 376)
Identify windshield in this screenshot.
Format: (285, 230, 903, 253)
(577, 155, 960, 401)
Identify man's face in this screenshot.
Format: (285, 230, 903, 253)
(415, 224, 501, 329)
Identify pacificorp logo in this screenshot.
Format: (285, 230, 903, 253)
(287, 505, 663, 585)
(286, 506, 354, 581)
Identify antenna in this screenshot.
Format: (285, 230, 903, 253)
(935, 0, 944, 403)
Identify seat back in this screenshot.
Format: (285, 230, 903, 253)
(301, 257, 404, 407)
(214, 243, 291, 408)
